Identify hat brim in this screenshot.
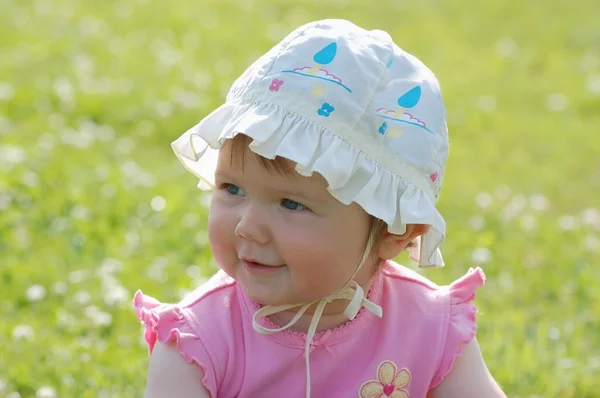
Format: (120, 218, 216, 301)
(171, 100, 445, 267)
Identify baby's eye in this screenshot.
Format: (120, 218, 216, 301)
(222, 183, 245, 196)
(281, 199, 308, 211)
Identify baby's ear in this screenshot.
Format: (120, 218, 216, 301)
(376, 224, 430, 260)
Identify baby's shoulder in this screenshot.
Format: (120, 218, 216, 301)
(179, 269, 238, 308)
(376, 262, 487, 390)
(134, 270, 243, 353)
(380, 260, 486, 315)
(380, 260, 445, 298)
(134, 271, 244, 396)
(382, 260, 442, 288)
(177, 270, 244, 334)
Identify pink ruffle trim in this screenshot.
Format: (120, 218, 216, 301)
(133, 290, 215, 396)
(429, 267, 486, 389)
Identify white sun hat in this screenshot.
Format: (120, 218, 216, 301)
(172, 19, 448, 268)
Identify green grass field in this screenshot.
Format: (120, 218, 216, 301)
(1, 0, 599, 396)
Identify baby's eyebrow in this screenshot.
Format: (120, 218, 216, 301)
(215, 170, 326, 203)
(274, 188, 315, 202)
(214, 170, 239, 181)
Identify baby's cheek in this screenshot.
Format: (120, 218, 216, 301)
(207, 209, 235, 270)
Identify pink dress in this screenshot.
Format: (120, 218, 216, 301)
(134, 261, 485, 397)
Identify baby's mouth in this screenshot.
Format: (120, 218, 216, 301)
(249, 261, 285, 268)
(242, 259, 286, 270)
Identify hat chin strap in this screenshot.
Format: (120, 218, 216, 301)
(252, 234, 383, 398)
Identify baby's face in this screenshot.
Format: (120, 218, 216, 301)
(208, 139, 375, 306)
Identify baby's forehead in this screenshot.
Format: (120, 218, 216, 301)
(218, 141, 327, 186)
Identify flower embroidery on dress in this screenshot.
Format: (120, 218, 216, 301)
(359, 360, 411, 398)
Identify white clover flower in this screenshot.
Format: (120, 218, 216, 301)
(471, 248, 492, 265)
(12, 325, 35, 341)
(151, 196, 166, 212)
(26, 285, 46, 302)
(475, 192, 493, 209)
(529, 194, 550, 212)
(36, 386, 57, 398)
(74, 290, 91, 305)
(558, 215, 578, 231)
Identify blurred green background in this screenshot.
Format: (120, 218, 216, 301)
(1, 0, 599, 396)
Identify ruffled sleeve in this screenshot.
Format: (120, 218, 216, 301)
(429, 267, 486, 389)
(133, 290, 218, 396)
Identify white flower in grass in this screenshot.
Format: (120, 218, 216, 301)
(558, 215, 578, 231)
(52, 282, 67, 295)
(0, 145, 26, 166)
(584, 235, 599, 253)
(502, 195, 527, 221)
(546, 93, 568, 112)
(495, 37, 517, 57)
(85, 305, 113, 327)
(587, 74, 600, 95)
(70, 205, 90, 221)
(12, 325, 35, 341)
(581, 208, 600, 228)
(494, 185, 511, 200)
(151, 196, 166, 212)
(26, 285, 46, 302)
(475, 192, 493, 209)
(558, 358, 575, 369)
(477, 95, 496, 113)
(103, 285, 129, 307)
(0, 82, 15, 101)
(98, 258, 123, 276)
(0, 193, 12, 210)
(471, 248, 492, 265)
(468, 216, 486, 231)
(548, 327, 560, 341)
(529, 194, 550, 212)
(519, 214, 537, 231)
(580, 52, 599, 72)
(36, 386, 57, 398)
(74, 290, 91, 305)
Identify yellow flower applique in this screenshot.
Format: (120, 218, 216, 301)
(359, 360, 411, 398)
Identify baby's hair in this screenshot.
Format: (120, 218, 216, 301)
(227, 133, 294, 177)
(224, 133, 415, 268)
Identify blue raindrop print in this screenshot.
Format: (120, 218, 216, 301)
(397, 86, 422, 108)
(313, 42, 337, 65)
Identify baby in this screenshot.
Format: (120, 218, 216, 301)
(134, 19, 506, 398)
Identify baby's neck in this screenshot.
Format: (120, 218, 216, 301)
(268, 308, 350, 333)
(267, 278, 376, 334)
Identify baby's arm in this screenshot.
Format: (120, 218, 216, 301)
(427, 338, 506, 398)
(145, 341, 211, 398)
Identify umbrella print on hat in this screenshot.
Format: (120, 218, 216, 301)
(393, 86, 421, 118)
(309, 43, 336, 96)
(308, 42, 337, 74)
(377, 86, 434, 137)
(281, 42, 352, 94)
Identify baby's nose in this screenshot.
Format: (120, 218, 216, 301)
(234, 207, 271, 245)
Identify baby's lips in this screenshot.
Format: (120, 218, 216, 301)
(240, 256, 285, 267)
